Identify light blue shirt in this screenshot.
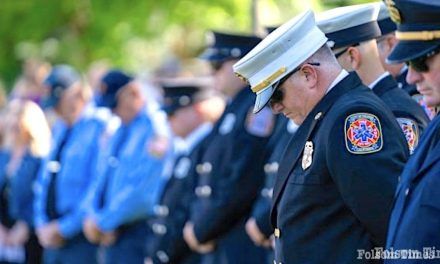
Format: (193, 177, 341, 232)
(34, 113, 106, 238)
(83, 111, 169, 232)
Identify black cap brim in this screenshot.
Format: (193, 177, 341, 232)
(387, 39, 440, 64)
(199, 48, 229, 62)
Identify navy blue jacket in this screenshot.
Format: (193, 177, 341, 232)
(372, 74, 430, 154)
(271, 72, 409, 263)
(396, 68, 436, 120)
(148, 124, 213, 264)
(190, 87, 274, 263)
(385, 115, 440, 263)
(0, 151, 42, 228)
(251, 117, 297, 238)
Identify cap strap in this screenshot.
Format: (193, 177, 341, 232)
(396, 30, 440, 41)
(251, 67, 287, 93)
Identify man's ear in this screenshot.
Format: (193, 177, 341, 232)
(348, 47, 361, 70)
(301, 64, 318, 88)
(387, 35, 398, 52)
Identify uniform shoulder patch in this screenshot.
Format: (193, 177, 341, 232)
(396, 117, 419, 155)
(245, 107, 275, 137)
(345, 113, 383, 154)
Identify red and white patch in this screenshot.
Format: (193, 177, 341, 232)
(396, 118, 419, 155)
(345, 113, 383, 154)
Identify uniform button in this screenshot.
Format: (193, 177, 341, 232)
(47, 161, 61, 173)
(152, 223, 167, 235)
(398, 176, 401, 182)
(196, 162, 212, 174)
(405, 188, 410, 196)
(153, 205, 169, 217)
(195, 185, 212, 197)
(272, 162, 279, 172)
(203, 162, 212, 173)
(265, 162, 279, 174)
(264, 163, 271, 173)
(156, 250, 169, 263)
(274, 228, 281, 238)
(196, 164, 204, 174)
(261, 188, 270, 198)
(108, 156, 119, 168)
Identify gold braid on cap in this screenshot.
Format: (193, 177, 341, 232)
(235, 72, 249, 84)
(396, 30, 440, 41)
(251, 67, 287, 93)
(385, 0, 401, 24)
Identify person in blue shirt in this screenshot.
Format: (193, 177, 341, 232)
(34, 65, 106, 264)
(82, 70, 168, 264)
(0, 99, 51, 264)
(383, 1, 440, 263)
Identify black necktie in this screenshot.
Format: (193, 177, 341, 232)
(98, 127, 128, 208)
(46, 128, 72, 220)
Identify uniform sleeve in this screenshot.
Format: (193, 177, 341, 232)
(326, 109, 408, 246)
(10, 159, 41, 227)
(33, 159, 50, 228)
(252, 196, 273, 238)
(95, 156, 167, 232)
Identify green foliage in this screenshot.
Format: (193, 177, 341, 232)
(0, 0, 375, 91)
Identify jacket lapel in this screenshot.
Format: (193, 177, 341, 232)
(270, 72, 364, 224)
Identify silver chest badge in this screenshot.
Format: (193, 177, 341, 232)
(302, 141, 314, 170)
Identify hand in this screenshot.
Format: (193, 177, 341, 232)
(270, 235, 275, 249)
(7, 221, 30, 246)
(0, 224, 9, 244)
(100, 231, 117, 246)
(36, 221, 65, 248)
(183, 222, 215, 254)
(245, 218, 271, 248)
(83, 217, 102, 244)
(144, 257, 153, 264)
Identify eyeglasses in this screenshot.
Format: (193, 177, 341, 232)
(333, 43, 359, 59)
(269, 62, 320, 106)
(405, 47, 440, 73)
(406, 57, 430, 72)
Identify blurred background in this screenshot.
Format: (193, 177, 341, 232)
(0, 0, 372, 94)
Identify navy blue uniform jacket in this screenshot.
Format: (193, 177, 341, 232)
(386, 115, 440, 263)
(271, 72, 409, 263)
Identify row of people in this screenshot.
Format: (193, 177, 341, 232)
(0, 0, 439, 263)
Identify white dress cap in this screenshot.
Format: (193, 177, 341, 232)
(233, 10, 327, 113)
(317, 4, 380, 49)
